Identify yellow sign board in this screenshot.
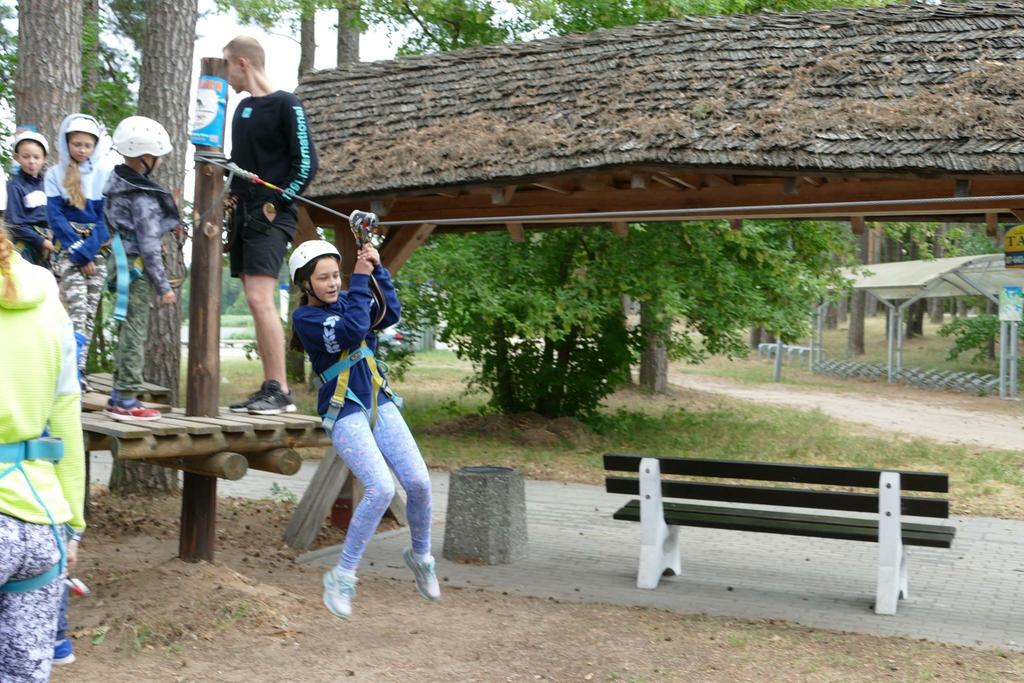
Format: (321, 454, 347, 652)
(1005, 225, 1024, 269)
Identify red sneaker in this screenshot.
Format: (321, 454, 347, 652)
(104, 399, 161, 421)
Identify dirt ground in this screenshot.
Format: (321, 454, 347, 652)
(51, 491, 1023, 683)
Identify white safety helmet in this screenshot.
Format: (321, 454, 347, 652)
(13, 130, 49, 156)
(65, 116, 101, 140)
(112, 116, 173, 158)
(289, 240, 341, 285)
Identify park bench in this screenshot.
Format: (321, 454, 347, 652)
(603, 453, 955, 615)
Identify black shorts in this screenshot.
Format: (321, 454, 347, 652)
(229, 199, 296, 278)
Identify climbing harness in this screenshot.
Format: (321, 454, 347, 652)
(0, 437, 67, 593)
(109, 233, 144, 322)
(315, 341, 402, 434)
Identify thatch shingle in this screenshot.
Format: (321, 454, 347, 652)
(297, 1, 1024, 199)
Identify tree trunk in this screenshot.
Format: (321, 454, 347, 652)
(15, 0, 83, 142)
(109, 0, 199, 496)
(337, 5, 360, 66)
(299, 4, 316, 76)
(848, 228, 869, 356)
(638, 301, 668, 394)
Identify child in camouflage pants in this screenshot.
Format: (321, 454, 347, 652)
(101, 116, 179, 421)
(45, 114, 110, 380)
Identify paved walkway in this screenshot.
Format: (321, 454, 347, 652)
(90, 453, 1024, 651)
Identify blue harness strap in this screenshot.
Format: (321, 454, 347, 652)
(318, 344, 402, 434)
(110, 233, 144, 322)
(0, 437, 67, 593)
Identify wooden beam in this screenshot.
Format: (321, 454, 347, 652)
(579, 175, 611, 192)
(370, 196, 396, 216)
(650, 174, 678, 190)
(651, 172, 700, 191)
(611, 221, 628, 237)
(531, 181, 571, 195)
(706, 174, 735, 186)
(246, 448, 302, 476)
(334, 176, 1024, 227)
(150, 452, 248, 481)
(490, 185, 517, 205)
(380, 223, 436, 273)
(435, 190, 460, 198)
(1011, 209, 1024, 224)
(802, 176, 825, 187)
(506, 222, 525, 242)
(850, 216, 866, 235)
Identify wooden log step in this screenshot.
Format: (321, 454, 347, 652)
(212, 412, 287, 432)
(80, 413, 153, 439)
(146, 451, 248, 480)
(245, 448, 302, 476)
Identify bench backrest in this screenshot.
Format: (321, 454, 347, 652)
(603, 453, 950, 519)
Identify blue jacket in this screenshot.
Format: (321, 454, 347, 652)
(292, 266, 401, 419)
(44, 114, 109, 266)
(5, 169, 49, 249)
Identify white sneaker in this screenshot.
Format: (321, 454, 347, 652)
(403, 547, 441, 602)
(323, 568, 357, 619)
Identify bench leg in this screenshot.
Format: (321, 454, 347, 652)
(637, 457, 681, 589)
(875, 471, 906, 615)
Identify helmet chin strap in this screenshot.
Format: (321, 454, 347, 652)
(141, 158, 155, 177)
(303, 283, 333, 306)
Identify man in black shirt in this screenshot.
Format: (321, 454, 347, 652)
(223, 35, 319, 415)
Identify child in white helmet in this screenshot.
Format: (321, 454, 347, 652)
(6, 130, 53, 269)
(289, 239, 441, 619)
(100, 116, 179, 421)
(45, 113, 109, 380)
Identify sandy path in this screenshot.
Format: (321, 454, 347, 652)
(669, 372, 1024, 452)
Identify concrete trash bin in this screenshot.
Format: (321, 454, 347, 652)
(443, 465, 527, 564)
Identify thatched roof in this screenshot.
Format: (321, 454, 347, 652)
(298, 1, 1024, 200)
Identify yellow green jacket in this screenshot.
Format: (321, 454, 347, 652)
(0, 254, 85, 532)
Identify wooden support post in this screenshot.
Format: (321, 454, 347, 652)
(151, 452, 248, 481)
(379, 223, 436, 273)
(370, 196, 395, 216)
(851, 215, 866, 235)
(285, 448, 351, 549)
(506, 222, 525, 242)
(246, 448, 302, 476)
(181, 56, 228, 564)
(611, 221, 628, 237)
(988, 212, 1001, 236)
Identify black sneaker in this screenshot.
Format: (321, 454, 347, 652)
(247, 380, 296, 415)
(229, 382, 269, 413)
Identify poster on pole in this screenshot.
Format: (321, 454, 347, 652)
(190, 75, 228, 147)
(999, 286, 1023, 322)
(1005, 225, 1024, 269)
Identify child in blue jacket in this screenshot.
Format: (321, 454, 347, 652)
(289, 240, 440, 619)
(6, 131, 52, 268)
(45, 114, 109, 378)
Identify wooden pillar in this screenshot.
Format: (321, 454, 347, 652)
(181, 57, 228, 563)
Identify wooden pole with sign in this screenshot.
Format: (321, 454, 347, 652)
(181, 57, 228, 563)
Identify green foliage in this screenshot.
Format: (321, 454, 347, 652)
(937, 314, 1000, 365)
(80, 2, 139, 131)
(401, 222, 850, 417)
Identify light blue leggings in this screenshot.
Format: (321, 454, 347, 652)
(332, 401, 432, 572)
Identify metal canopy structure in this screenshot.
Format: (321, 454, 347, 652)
(836, 255, 1022, 397)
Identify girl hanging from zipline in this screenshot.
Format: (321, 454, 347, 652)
(289, 239, 440, 619)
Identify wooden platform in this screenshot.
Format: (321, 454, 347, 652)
(85, 372, 172, 404)
(82, 408, 329, 461)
